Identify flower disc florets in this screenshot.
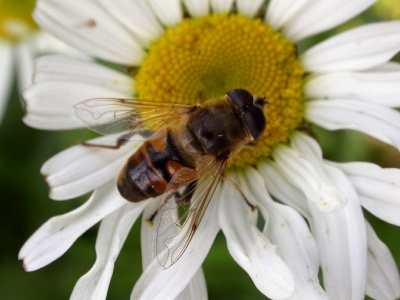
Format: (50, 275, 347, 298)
(136, 14, 305, 167)
(0, 1, 37, 41)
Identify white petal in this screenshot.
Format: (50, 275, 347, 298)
(34, 55, 135, 94)
(98, 0, 163, 45)
(367, 61, 400, 72)
(290, 132, 368, 298)
(71, 201, 149, 300)
(301, 21, 400, 73)
(241, 167, 328, 300)
(0, 41, 14, 123)
(305, 99, 400, 150)
(220, 173, 294, 299)
(140, 198, 162, 268)
(140, 198, 208, 300)
(334, 162, 400, 226)
(16, 32, 84, 92)
(41, 136, 141, 200)
(210, 0, 234, 13)
(183, 0, 210, 17)
(236, 0, 264, 18)
(256, 159, 311, 219)
(19, 181, 126, 271)
(283, 0, 376, 42)
(30, 31, 83, 57)
(131, 188, 221, 300)
(34, 0, 145, 65)
(305, 70, 400, 107)
(16, 38, 34, 91)
(22, 81, 130, 130)
(365, 222, 400, 300)
(265, 0, 310, 31)
(148, 0, 183, 27)
(175, 269, 208, 300)
(307, 170, 367, 300)
(272, 143, 346, 212)
(290, 132, 366, 210)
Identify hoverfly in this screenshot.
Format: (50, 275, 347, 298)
(74, 89, 267, 268)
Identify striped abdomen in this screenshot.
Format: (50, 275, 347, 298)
(117, 128, 191, 202)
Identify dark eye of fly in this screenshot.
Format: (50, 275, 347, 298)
(227, 89, 266, 140)
(227, 89, 254, 111)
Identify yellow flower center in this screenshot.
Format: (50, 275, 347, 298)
(135, 14, 305, 167)
(371, 0, 400, 19)
(0, 0, 37, 41)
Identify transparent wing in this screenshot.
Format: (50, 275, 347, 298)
(153, 158, 227, 269)
(73, 98, 196, 139)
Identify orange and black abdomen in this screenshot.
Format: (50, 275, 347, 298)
(117, 128, 191, 202)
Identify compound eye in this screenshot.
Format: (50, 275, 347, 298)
(227, 89, 253, 110)
(244, 106, 266, 140)
(227, 89, 266, 140)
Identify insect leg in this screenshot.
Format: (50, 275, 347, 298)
(81, 137, 129, 150)
(80, 132, 143, 150)
(147, 181, 197, 225)
(147, 208, 159, 226)
(175, 181, 197, 206)
(225, 178, 257, 211)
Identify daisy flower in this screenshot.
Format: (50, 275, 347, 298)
(0, 0, 79, 124)
(20, 0, 400, 299)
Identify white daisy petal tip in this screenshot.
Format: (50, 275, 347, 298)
(34, 0, 146, 65)
(71, 202, 149, 300)
(301, 21, 400, 73)
(272, 144, 347, 213)
(305, 100, 400, 152)
(33, 55, 136, 95)
(223, 226, 295, 299)
(290, 133, 349, 212)
(22, 80, 131, 130)
(304, 70, 400, 107)
(333, 162, 400, 226)
(256, 159, 311, 217)
(240, 167, 331, 299)
(249, 244, 295, 299)
(260, 202, 327, 299)
(19, 183, 126, 271)
(219, 183, 294, 299)
(39, 136, 139, 201)
(305, 161, 368, 300)
(315, 184, 348, 212)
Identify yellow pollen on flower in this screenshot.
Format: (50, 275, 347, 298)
(135, 14, 305, 167)
(0, 0, 37, 41)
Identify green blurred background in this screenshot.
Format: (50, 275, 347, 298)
(1, 2, 399, 299)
